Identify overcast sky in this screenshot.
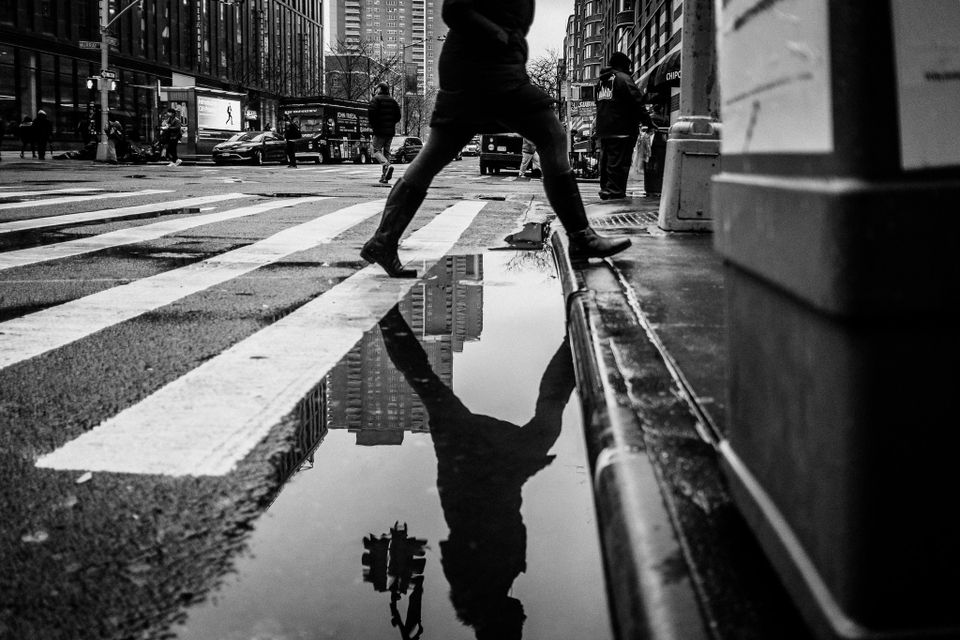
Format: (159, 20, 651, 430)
(527, 0, 574, 61)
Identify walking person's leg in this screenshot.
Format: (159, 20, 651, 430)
(360, 126, 474, 278)
(373, 135, 394, 183)
(502, 109, 631, 260)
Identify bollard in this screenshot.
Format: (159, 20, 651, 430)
(713, 1, 960, 639)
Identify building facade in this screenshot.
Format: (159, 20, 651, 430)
(561, 0, 683, 140)
(0, 0, 324, 148)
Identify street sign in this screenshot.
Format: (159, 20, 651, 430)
(100, 69, 117, 79)
(79, 40, 101, 49)
(105, 35, 119, 46)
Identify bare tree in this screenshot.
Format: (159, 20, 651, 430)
(325, 37, 406, 102)
(527, 48, 561, 102)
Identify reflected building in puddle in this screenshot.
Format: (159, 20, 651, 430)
(326, 255, 484, 445)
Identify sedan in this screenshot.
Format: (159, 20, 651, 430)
(391, 136, 423, 164)
(212, 131, 287, 165)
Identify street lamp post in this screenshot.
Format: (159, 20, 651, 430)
(95, 0, 141, 162)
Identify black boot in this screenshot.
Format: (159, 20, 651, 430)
(385, 166, 394, 182)
(360, 178, 426, 278)
(543, 171, 631, 260)
(379, 165, 388, 184)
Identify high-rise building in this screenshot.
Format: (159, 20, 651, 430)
(327, 0, 445, 94)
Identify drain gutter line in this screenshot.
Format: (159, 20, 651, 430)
(550, 228, 711, 640)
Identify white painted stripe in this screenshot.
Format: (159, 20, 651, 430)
(0, 188, 103, 198)
(0, 189, 171, 212)
(36, 200, 485, 476)
(0, 196, 361, 370)
(344, 170, 370, 175)
(0, 193, 241, 236)
(0, 195, 288, 272)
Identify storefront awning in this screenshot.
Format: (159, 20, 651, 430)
(638, 48, 681, 96)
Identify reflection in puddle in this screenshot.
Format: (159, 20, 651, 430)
(174, 252, 611, 640)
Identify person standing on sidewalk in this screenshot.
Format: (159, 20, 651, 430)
(594, 52, 653, 200)
(360, 0, 633, 278)
(160, 108, 182, 166)
(283, 115, 301, 168)
(368, 83, 401, 185)
(32, 110, 53, 161)
(638, 126, 654, 196)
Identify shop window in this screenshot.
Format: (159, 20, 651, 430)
(0, 46, 16, 120)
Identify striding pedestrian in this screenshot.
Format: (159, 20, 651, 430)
(368, 82, 401, 185)
(360, 0, 633, 278)
(518, 137, 539, 177)
(594, 52, 653, 200)
(18, 115, 35, 158)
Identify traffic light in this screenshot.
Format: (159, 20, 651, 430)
(85, 77, 118, 91)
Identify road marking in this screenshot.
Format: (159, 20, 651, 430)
(0, 193, 242, 236)
(36, 200, 486, 476)
(344, 169, 370, 175)
(0, 194, 290, 271)
(0, 187, 104, 198)
(0, 189, 171, 212)
(0, 197, 378, 370)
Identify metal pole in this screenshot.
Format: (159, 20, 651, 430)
(96, 0, 110, 162)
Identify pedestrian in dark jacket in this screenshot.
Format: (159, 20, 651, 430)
(283, 116, 301, 168)
(360, 0, 632, 279)
(18, 116, 35, 159)
(594, 52, 653, 200)
(160, 108, 183, 166)
(32, 110, 53, 160)
(367, 83, 401, 184)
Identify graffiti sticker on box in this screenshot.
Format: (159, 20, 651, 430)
(718, 0, 833, 154)
(891, 0, 960, 170)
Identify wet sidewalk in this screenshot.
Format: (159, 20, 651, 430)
(551, 188, 813, 640)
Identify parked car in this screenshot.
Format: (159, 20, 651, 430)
(391, 136, 423, 163)
(479, 132, 523, 174)
(461, 140, 480, 156)
(211, 131, 287, 165)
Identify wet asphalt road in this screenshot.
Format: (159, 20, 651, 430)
(0, 156, 613, 639)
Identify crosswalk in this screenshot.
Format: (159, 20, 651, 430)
(0, 186, 491, 477)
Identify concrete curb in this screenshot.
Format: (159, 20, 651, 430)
(550, 229, 710, 640)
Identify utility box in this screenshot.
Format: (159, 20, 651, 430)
(658, 116, 719, 231)
(713, 2, 960, 639)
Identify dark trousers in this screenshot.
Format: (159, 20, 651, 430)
(598, 135, 637, 197)
(285, 141, 297, 166)
(165, 139, 179, 162)
(36, 138, 49, 160)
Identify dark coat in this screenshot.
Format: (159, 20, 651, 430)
(32, 113, 52, 142)
(367, 94, 401, 137)
(284, 120, 301, 140)
(594, 66, 652, 138)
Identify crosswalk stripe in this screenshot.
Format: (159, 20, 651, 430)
(0, 194, 289, 272)
(0, 196, 363, 371)
(0, 193, 242, 236)
(0, 189, 171, 212)
(0, 188, 104, 198)
(35, 199, 486, 476)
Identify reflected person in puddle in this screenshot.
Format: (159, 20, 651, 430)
(378, 305, 576, 640)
